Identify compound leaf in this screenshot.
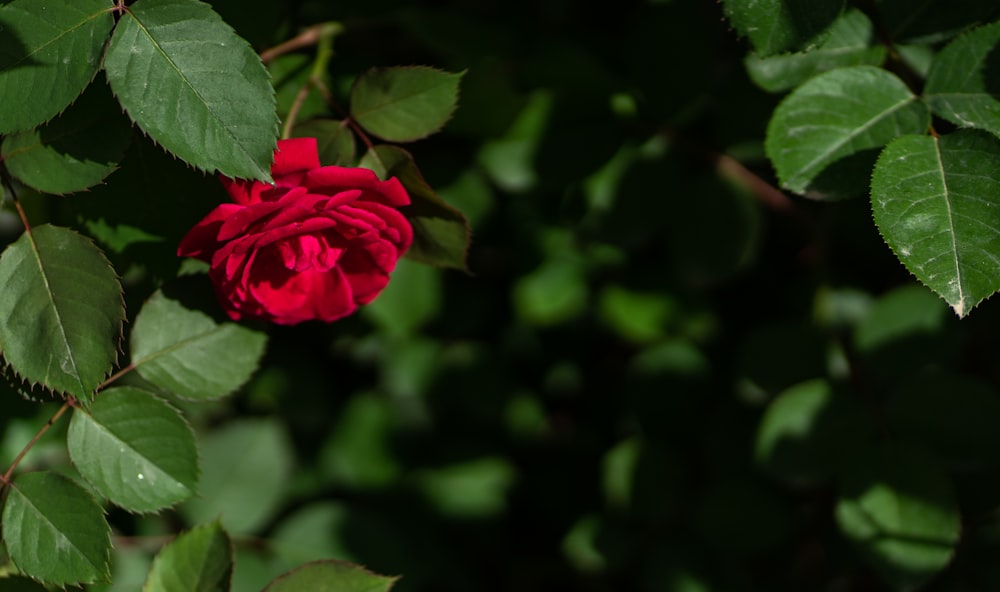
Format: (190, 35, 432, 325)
(103, 0, 277, 181)
(871, 130, 1000, 317)
(0, 225, 123, 404)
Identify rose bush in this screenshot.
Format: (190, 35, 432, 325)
(178, 137, 413, 325)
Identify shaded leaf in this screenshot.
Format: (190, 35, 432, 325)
(745, 9, 886, 93)
(925, 21, 1000, 137)
(292, 119, 356, 166)
(179, 419, 293, 535)
(350, 66, 464, 142)
(129, 290, 267, 401)
(263, 560, 398, 592)
(360, 145, 470, 269)
(877, 0, 1000, 44)
(1, 77, 132, 195)
(0, 0, 113, 133)
(143, 522, 232, 592)
(0, 225, 123, 404)
(67, 386, 198, 513)
(836, 443, 960, 591)
(871, 130, 1000, 317)
(765, 66, 928, 196)
(103, 0, 278, 181)
(723, 0, 844, 57)
(1, 471, 111, 586)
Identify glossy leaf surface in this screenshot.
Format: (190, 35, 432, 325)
(143, 522, 232, 592)
(103, 0, 278, 181)
(871, 130, 1000, 317)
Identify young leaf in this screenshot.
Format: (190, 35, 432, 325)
(765, 66, 928, 196)
(871, 130, 1000, 317)
(263, 560, 398, 592)
(1, 471, 111, 587)
(291, 119, 356, 166)
(129, 290, 267, 401)
(102, 0, 278, 182)
(836, 443, 960, 590)
(350, 67, 464, 142)
(0, 0, 114, 133)
(0, 77, 132, 195)
(722, 0, 844, 57)
(925, 21, 1000, 138)
(745, 9, 886, 93)
(67, 386, 198, 513)
(359, 145, 470, 270)
(142, 522, 232, 592)
(179, 419, 293, 535)
(0, 225, 124, 404)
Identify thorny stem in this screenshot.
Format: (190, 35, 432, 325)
(260, 22, 342, 65)
(1, 402, 73, 487)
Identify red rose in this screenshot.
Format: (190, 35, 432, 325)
(178, 137, 413, 325)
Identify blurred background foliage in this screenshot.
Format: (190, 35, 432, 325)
(6, 0, 1000, 590)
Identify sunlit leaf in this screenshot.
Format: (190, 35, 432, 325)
(1, 471, 110, 587)
(836, 443, 960, 590)
(263, 560, 398, 592)
(766, 66, 928, 196)
(871, 130, 1000, 317)
(350, 66, 464, 142)
(0, 0, 113, 133)
(143, 522, 232, 592)
(723, 0, 844, 56)
(130, 290, 267, 401)
(67, 386, 198, 513)
(925, 21, 1000, 137)
(360, 144, 470, 269)
(103, 0, 278, 181)
(0, 77, 131, 195)
(179, 419, 293, 535)
(0, 225, 123, 404)
(745, 9, 885, 93)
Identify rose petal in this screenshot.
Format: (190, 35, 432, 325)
(177, 203, 246, 260)
(304, 167, 410, 207)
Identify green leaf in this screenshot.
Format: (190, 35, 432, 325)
(179, 419, 293, 535)
(0, 0, 113, 133)
(1, 471, 111, 587)
(263, 560, 398, 592)
(722, 0, 844, 56)
(0, 225, 123, 403)
(291, 119, 356, 166)
(925, 21, 1000, 137)
(1, 77, 132, 195)
(102, 0, 278, 181)
(871, 130, 1000, 317)
(836, 443, 960, 591)
(142, 522, 232, 592)
(755, 379, 873, 483)
(350, 66, 464, 142)
(745, 9, 886, 93)
(129, 290, 267, 401)
(359, 145, 471, 269)
(765, 66, 929, 197)
(67, 386, 198, 513)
